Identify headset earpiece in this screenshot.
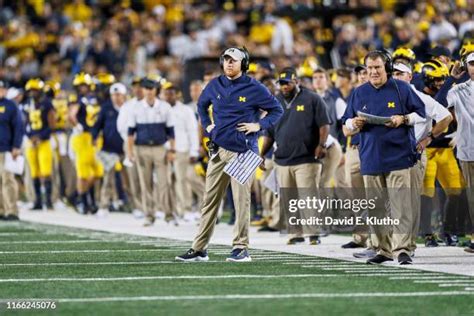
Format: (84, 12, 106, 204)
(219, 47, 250, 73)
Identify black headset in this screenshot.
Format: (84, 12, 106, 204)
(364, 49, 393, 75)
(219, 47, 250, 72)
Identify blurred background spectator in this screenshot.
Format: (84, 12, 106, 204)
(0, 0, 473, 101)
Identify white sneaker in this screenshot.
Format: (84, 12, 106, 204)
(132, 209, 144, 219)
(154, 211, 165, 220)
(96, 208, 109, 218)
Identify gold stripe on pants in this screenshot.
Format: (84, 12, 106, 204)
(192, 148, 254, 251)
(0, 152, 19, 216)
(135, 145, 169, 219)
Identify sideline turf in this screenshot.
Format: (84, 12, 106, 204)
(0, 222, 473, 316)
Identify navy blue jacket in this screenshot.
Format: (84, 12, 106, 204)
(198, 74, 283, 153)
(93, 100, 124, 155)
(342, 78, 425, 175)
(0, 98, 24, 152)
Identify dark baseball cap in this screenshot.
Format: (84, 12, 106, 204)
(354, 64, 366, 73)
(140, 78, 157, 89)
(336, 68, 352, 79)
(429, 46, 452, 58)
(278, 67, 297, 83)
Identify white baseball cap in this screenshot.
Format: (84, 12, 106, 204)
(109, 83, 127, 95)
(6, 87, 20, 100)
(393, 62, 412, 74)
(222, 48, 245, 61)
(466, 52, 474, 63)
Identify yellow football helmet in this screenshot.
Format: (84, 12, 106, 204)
(94, 73, 116, 85)
(44, 80, 61, 97)
(393, 47, 416, 64)
(73, 72, 93, 86)
(25, 78, 45, 91)
(422, 59, 449, 79)
(459, 40, 474, 58)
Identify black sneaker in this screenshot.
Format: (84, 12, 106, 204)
(444, 234, 459, 247)
(5, 214, 19, 221)
(45, 202, 54, 211)
(464, 243, 474, 253)
(425, 235, 439, 247)
(30, 203, 43, 211)
(287, 237, 305, 245)
(398, 252, 413, 265)
(309, 235, 321, 245)
(342, 241, 365, 249)
(258, 225, 279, 232)
(226, 248, 252, 262)
(88, 205, 99, 215)
(175, 249, 209, 262)
(366, 254, 393, 265)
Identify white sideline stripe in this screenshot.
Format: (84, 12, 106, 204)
(438, 284, 474, 287)
(415, 280, 474, 284)
(0, 274, 349, 283)
(284, 261, 352, 265)
(4, 291, 473, 303)
(342, 270, 423, 274)
(390, 276, 472, 280)
(0, 261, 224, 266)
(322, 267, 403, 271)
(0, 249, 180, 254)
(0, 239, 190, 245)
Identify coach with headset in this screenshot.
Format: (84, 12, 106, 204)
(176, 47, 283, 262)
(342, 50, 426, 265)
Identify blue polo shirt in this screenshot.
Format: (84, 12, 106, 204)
(198, 74, 283, 153)
(342, 78, 425, 175)
(0, 98, 24, 152)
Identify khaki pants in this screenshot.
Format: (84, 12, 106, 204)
(124, 145, 142, 211)
(192, 148, 254, 251)
(174, 152, 193, 216)
(277, 163, 322, 238)
(320, 142, 343, 188)
(363, 168, 412, 258)
(261, 159, 280, 229)
(99, 164, 121, 209)
(135, 145, 170, 220)
(0, 152, 19, 216)
(460, 160, 474, 238)
(409, 152, 427, 252)
(345, 146, 370, 246)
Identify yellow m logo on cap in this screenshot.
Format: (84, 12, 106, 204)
(296, 105, 304, 111)
(239, 96, 246, 102)
(387, 102, 395, 108)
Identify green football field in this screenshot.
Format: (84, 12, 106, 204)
(0, 221, 473, 316)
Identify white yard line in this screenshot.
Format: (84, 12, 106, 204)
(0, 274, 351, 283)
(438, 283, 474, 287)
(414, 279, 474, 284)
(2, 291, 473, 304)
(0, 261, 223, 267)
(389, 276, 472, 280)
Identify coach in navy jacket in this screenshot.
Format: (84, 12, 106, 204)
(177, 47, 283, 263)
(342, 51, 425, 266)
(0, 80, 24, 220)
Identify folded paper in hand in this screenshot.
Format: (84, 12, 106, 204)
(224, 150, 263, 185)
(4, 152, 25, 175)
(263, 169, 279, 195)
(357, 111, 392, 125)
(97, 151, 120, 172)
